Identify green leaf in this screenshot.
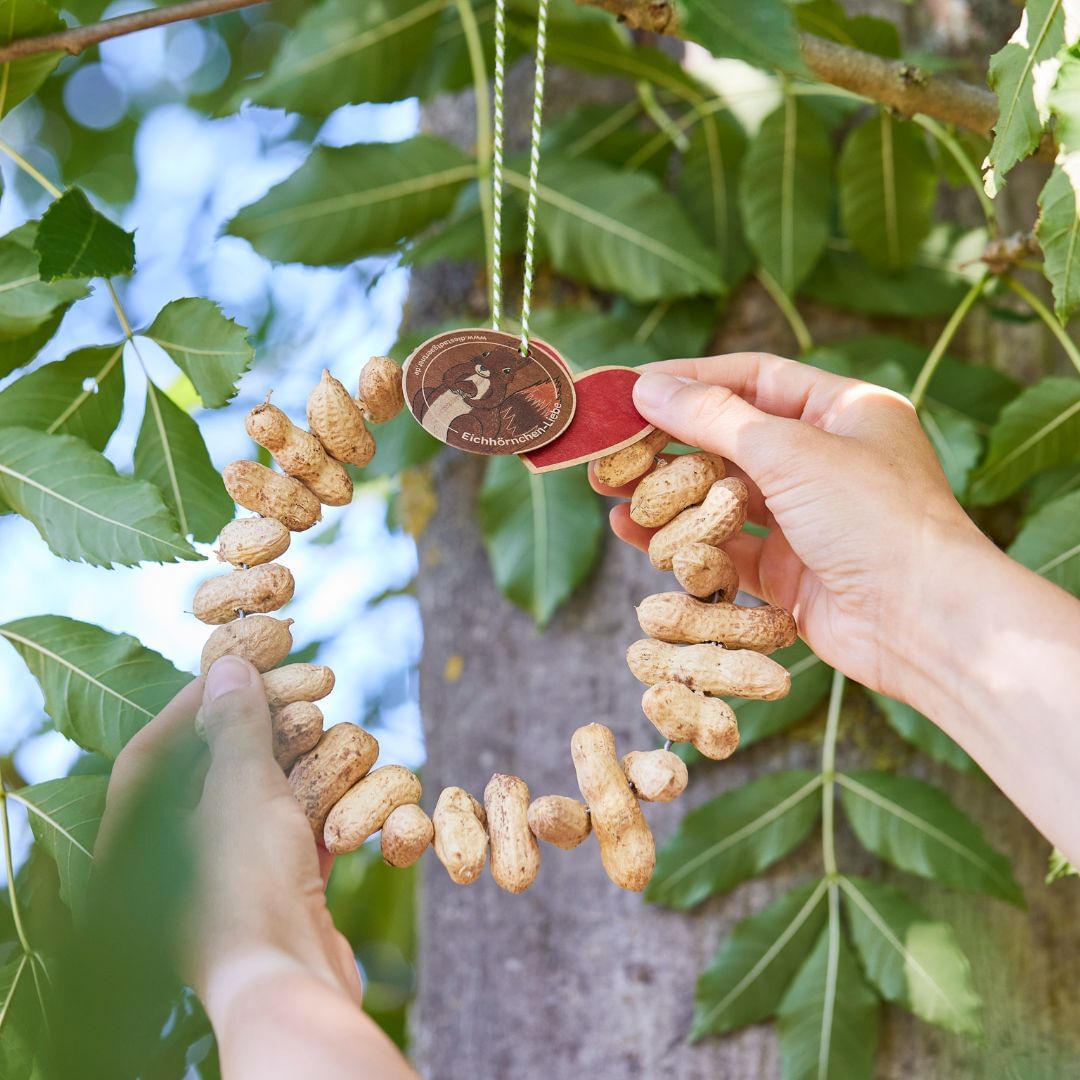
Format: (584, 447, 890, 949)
(0, 952, 45, 1080)
(838, 770, 1024, 904)
(646, 770, 822, 909)
(615, 297, 716, 361)
(840, 875, 981, 1035)
(0, 0, 65, 118)
(0, 427, 198, 566)
(34, 189, 135, 283)
(235, 0, 446, 115)
(777, 907, 880, 1080)
(1024, 462, 1080, 517)
(362, 409, 442, 478)
(1035, 165, 1080, 323)
(733, 640, 832, 749)
(142, 298, 253, 409)
(740, 98, 832, 295)
(808, 332, 1019, 426)
(676, 0, 805, 74)
(1008, 488, 1080, 596)
(984, 0, 1065, 197)
(133, 383, 233, 542)
(838, 113, 937, 272)
(801, 227, 987, 317)
(528, 305, 665, 370)
(868, 690, 978, 773)
(0, 344, 125, 451)
(921, 407, 982, 496)
(477, 457, 603, 627)
(542, 103, 671, 178)
(11, 776, 108, 913)
(1046, 846, 1079, 883)
(0, 222, 89, 377)
(0, 614, 192, 757)
(794, 0, 900, 57)
(692, 879, 829, 1038)
(969, 376, 1080, 505)
(525, 155, 725, 301)
(226, 135, 475, 266)
(679, 114, 753, 286)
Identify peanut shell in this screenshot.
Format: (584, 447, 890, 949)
(307, 369, 375, 467)
(262, 663, 336, 708)
(358, 355, 405, 424)
(627, 638, 790, 700)
(288, 724, 379, 837)
(272, 701, 324, 770)
(432, 786, 489, 885)
(381, 804, 434, 868)
(222, 460, 322, 532)
(642, 682, 739, 761)
(193, 563, 295, 625)
(630, 452, 726, 528)
(671, 543, 739, 601)
(622, 749, 688, 802)
(484, 773, 540, 894)
(593, 428, 669, 488)
(637, 593, 797, 654)
(648, 478, 748, 570)
(527, 795, 591, 850)
(200, 615, 294, 676)
(215, 517, 290, 567)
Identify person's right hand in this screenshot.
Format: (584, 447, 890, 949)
(590, 352, 986, 703)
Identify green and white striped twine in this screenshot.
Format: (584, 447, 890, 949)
(490, 0, 551, 354)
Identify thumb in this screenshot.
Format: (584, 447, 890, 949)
(200, 655, 275, 769)
(633, 372, 819, 486)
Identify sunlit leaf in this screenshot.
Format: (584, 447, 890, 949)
(838, 112, 936, 272)
(11, 775, 108, 913)
(679, 114, 753, 285)
(841, 875, 981, 1035)
(677, 0, 805, 74)
(0, 614, 192, 757)
(133, 382, 233, 542)
(838, 770, 1024, 904)
(1008, 488, 1080, 596)
(0, 0, 65, 118)
(984, 0, 1064, 197)
(0, 952, 45, 1079)
(34, 189, 135, 283)
(477, 456, 603, 627)
(0, 344, 125, 451)
(143, 297, 253, 409)
(777, 908, 880, 1080)
(969, 376, 1080, 505)
(527, 155, 725, 301)
(868, 690, 978, 773)
(227, 135, 475, 265)
(692, 879, 828, 1038)
(741, 98, 832, 294)
(0, 427, 198, 566)
(1035, 165, 1080, 323)
(235, 0, 446, 115)
(646, 770, 822, 909)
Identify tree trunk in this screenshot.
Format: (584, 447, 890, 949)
(409, 16, 1080, 1078)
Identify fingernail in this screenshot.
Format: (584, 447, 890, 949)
(205, 655, 256, 702)
(634, 372, 694, 409)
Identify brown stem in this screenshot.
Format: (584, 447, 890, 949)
(0, 0, 268, 62)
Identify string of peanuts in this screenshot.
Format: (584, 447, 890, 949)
(192, 362, 797, 893)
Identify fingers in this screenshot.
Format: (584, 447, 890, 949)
(609, 503, 651, 553)
(99, 677, 205, 857)
(200, 656, 282, 799)
(640, 353, 861, 422)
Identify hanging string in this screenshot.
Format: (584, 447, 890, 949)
(490, 0, 508, 333)
(489, 0, 551, 354)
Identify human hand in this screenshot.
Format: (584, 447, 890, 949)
(591, 353, 987, 702)
(100, 657, 360, 1017)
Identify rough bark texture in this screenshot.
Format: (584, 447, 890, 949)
(410, 5, 1080, 1077)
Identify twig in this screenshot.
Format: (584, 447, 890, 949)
(0, 0, 268, 62)
(910, 272, 988, 409)
(1006, 276, 1080, 378)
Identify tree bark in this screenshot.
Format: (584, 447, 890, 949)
(409, 13, 1080, 1078)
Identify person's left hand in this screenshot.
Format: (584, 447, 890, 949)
(98, 656, 361, 1016)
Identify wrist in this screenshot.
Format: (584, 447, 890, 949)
(879, 514, 1003, 717)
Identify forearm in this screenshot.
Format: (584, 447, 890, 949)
(205, 952, 418, 1080)
(894, 525, 1080, 864)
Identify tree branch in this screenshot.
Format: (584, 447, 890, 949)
(583, 0, 1049, 153)
(0, 0, 1050, 163)
(0, 0, 268, 63)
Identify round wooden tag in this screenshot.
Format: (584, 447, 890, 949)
(402, 329, 576, 456)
